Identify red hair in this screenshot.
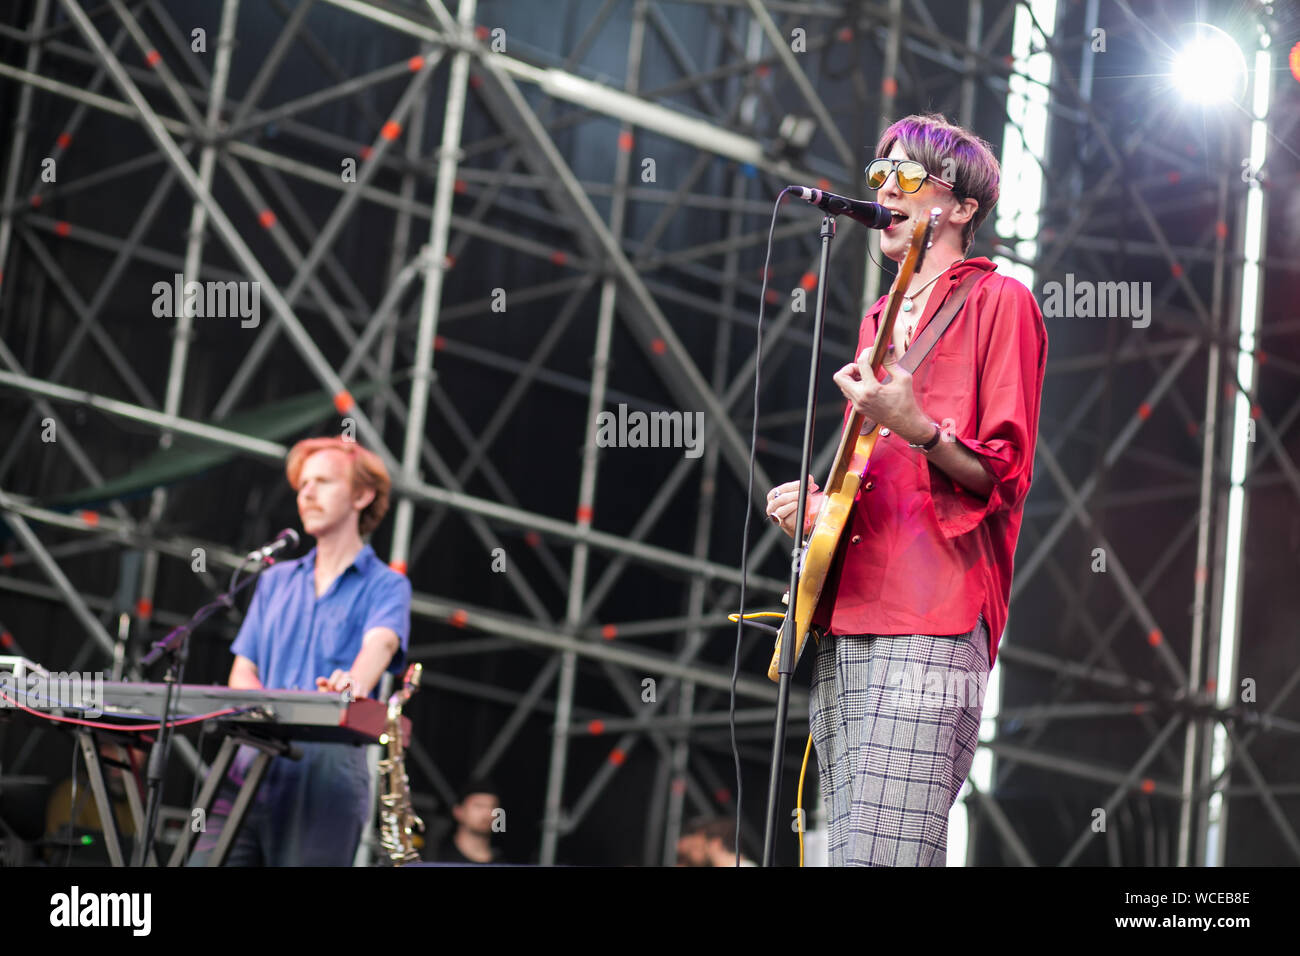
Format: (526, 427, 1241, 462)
(285, 436, 391, 536)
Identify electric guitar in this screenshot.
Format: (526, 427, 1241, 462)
(768, 209, 940, 682)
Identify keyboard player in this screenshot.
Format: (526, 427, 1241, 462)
(188, 436, 411, 866)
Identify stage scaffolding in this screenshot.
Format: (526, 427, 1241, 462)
(0, 0, 1297, 866)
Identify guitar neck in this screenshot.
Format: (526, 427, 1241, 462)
(822, 211, 937, 494)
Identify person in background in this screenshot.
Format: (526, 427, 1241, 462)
(676, 816, 757, 866)
(675, 818, 709, 867)
(434, 780, 503, 864)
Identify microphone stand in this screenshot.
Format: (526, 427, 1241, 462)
(761, 214, 837, 866)
(131, 556, 267, 866)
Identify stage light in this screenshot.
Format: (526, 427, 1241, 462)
(1206, 38, 1272, 869)
(1171, 23, 1248, 104)
(775, 114, 816, 158)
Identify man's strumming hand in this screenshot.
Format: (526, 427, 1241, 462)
(831, 344, 934, 445)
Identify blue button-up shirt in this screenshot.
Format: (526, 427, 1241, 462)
(231, 544, 411, 697)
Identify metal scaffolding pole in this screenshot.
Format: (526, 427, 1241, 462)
(0, 0, 52, 288)
(540, 0, 644, 867)
(1176, 132, 1232, 867)
(0, 368, 785, 592)
(136, 0, 241, 659)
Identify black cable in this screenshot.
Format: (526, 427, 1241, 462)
(182, 719, 210, 867)
(867, 233, 897, 279)
(134, 554, 263, 865)
(177, 555, 253, 865)
(66, 740, 77, 867)
(731, 186, 796, 867)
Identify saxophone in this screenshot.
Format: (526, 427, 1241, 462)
(377, 663, 424, 865)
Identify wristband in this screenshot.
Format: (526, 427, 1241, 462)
(908, 422, 942, 453)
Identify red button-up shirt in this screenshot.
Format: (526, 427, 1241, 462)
(811, 257, 1047, 666)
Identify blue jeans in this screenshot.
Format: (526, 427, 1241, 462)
(187, 741, 372, 867)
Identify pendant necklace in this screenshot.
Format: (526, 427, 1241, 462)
(898, 270, 943, 349)
(899, 258, 966, 348)
(900, 270, 944, 314)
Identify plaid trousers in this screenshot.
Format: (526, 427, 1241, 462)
(809, 615, 989, 866)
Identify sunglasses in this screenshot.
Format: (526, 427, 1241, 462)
(865, 157, 956, 194)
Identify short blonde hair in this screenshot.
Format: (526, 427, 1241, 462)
(875, 113, 1001, 253)
(285, 436, 391, 537)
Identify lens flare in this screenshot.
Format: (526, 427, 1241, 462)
(1171, 23, 1248, 104)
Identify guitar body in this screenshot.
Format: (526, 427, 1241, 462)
(767, 211, 939, 682)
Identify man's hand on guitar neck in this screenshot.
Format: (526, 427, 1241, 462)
(765, 476, 824, 539)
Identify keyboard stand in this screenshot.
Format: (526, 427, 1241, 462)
(110, 739, 155, 866)
(167, 729, 296, 867)
(67, 729, 158, 867)
(73, 729, 128, 866)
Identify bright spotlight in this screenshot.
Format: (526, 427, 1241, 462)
(1171, 23, 1248, 104)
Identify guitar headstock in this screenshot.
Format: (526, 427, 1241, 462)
(897, 207, 941, 289)
(923, 207, 940, 250)
(864, 207, 944, 376)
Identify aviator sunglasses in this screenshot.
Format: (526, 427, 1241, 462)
(865, 157, 956, 194)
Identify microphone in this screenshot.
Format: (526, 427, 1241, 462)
(791, 186, 893, 229)
(247, 528, 300, 563)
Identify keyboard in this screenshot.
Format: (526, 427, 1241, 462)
(88, 682, 410, 746)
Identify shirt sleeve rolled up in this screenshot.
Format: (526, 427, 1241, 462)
(930, 276, 1047, 540)
(364, 571, 413, 674)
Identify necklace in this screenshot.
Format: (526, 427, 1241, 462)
(900, 270, 944, 313)
(895, 258, 967, 348)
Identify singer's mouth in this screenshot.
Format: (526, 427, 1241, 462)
(887, 208, 909, 226)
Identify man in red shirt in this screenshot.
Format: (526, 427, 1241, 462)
(766, 113, 1047, 866)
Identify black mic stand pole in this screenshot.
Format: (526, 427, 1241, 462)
(761, 214, 837, 866)
(131, 557, 266, 866)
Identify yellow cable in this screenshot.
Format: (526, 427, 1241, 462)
(797, 733, 812, 866)
(729, 611, 817, 866)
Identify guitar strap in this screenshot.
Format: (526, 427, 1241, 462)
(858, 269, 983, 438)
(898, 269, 983, 375)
